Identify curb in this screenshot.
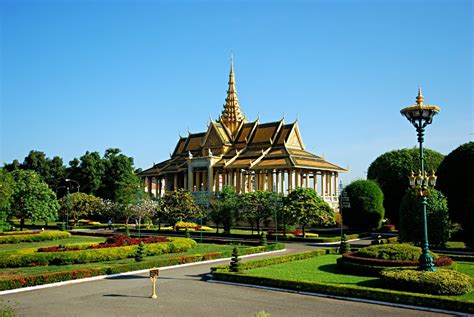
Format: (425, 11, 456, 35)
(0, 248, 286, 296)
(207, 279, 468, 316)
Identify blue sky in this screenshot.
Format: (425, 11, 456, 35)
(1, 0, 472, 184)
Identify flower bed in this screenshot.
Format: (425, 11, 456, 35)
(0, 231, 71, 244)
(0, 238, 196, 268)
(37, 235, 169, 252)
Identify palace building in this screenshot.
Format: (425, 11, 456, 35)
(138, 60, 347, 208)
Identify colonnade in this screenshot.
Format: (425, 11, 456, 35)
(143, 169, 339, 202)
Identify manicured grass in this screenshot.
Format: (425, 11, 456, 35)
(243, 254, 474, 301)
(0, 243, 248, 280)
(0, 236, 105, 252)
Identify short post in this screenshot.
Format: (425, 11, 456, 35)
(149, 268, 159, 299)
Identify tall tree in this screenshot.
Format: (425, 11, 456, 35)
(10, 170, 60, 230)
(367, 148, 444, 225)
(207, 186, 239, 234)
(284, 188, 335, 237)
(436, 142, 474, 225)
(59, 192, 103, 227)
(0, 169, 14, 231)
(162, 189, 199, 228)
(240, 191, 279, 234)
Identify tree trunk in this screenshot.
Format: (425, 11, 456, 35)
(215, 224, 219, 233)
(250, 223, 254, 235)
(20, 217, 25, 231)
(256, 222, 260, 235)
(302, 224, 306, 238)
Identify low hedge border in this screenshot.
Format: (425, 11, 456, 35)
(0, 243, 284, 291)
(0, 238, 197, 268)
(211, 252, 474, 314)
(0, 231, 71, 244)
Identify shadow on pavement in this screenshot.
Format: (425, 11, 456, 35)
(103, 294, 149, 299)
(106, 275, 148, 280)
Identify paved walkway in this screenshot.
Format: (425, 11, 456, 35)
(1, 243, 456, 317)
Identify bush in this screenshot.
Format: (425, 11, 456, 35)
(436, 142, 474, 226)
(381, 268, 472, 295)
(175, 221, 199, 230)
(0, 231, 71, 244)
(367, 148, 444, 225)
(342, 180, 385, 230)
(356, 244, 438, 261)
(0, 238, 196, 268)
(399, 189, 451, 248)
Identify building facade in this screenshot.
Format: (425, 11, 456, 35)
(139, 61, 346, 209)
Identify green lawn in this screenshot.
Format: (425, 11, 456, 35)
(0, 243, 247, 280)
(0, 236, 105, 253)
(244, 254, 474, 301)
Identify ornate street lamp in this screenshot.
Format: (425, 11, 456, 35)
(400, 88, 440, 271)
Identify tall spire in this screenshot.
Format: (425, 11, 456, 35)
(220, 52, 246, 138)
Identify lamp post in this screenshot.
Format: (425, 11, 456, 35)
(400, 88, 440, 272)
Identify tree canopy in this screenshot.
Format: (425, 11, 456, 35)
(240, 191, 280, 234)
(341, 179, 385, 230)
(284, 188, 335, 237)
(207, 186, 239, 234)
(399, 188, 451, 248)
(0, 169, 14, 231)
(59, 192, 103, 226)
(10, 170, 60, 229)
(162, 189, 200, 227)
(436, 142, 474, 226)
(367, 148, 444, 225)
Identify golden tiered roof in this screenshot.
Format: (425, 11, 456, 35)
(139, 59, 347, 177)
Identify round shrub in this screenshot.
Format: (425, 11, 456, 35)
(381, 268, 473, 295)
(356, 244, 438, 261)
(341, 180, 384, 230)
(436, 142, 474, 225)
(399, 189, 451, 248)
(367, 148, 444, 225)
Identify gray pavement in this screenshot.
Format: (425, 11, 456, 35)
(1, 242, 457, 317)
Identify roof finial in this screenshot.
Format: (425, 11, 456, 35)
(219, 51, 246, 138)
(416, 86, 424, 105)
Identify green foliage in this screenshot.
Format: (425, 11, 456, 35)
(259, 232, 268, 246)
(240, 191, 281, 234)
(367, 148, 444, 225)
(0, 238, 196, 268)
(356, 244, 437, 261)
(59, 192, 103, 227)
(399, 189, 451, 248)
(0, 170, 14, 232)
(464, 194, 474, 248)
(339, 234, 351, 254)
(9, 170, 60, 230)
(207, 186, 239, 234)
(135, 242, 145, 262)
(0, 231, 70, 244)
(162, 189, 199, 226)
(342, 180, 385, 230)
(436, 142, 474, 228)
(67, 151, 105, 195)
(230, 246, 241, 272)
(381, 268, 472, 295)
(0, 300, 17, 317)
(184, 228, 191, 238)
(284, 188, 335, 236)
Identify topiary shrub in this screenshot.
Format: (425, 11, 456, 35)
(230, 247, 241, 273)
(356, 244, 438, 261)
(367, 148, 444, 225)
(339, 234, 351, 254)
(436, 142, 474, 226)
(381, 268, 473, 295)
(399, 189, 451, 248)
(341, 180, 384, 230)
(259, 233, 267, 246)
(135, 242, 145, 262)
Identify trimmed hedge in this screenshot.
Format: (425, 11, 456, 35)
(356, 244, 438, 261)
(0, 231, 71, 244)
(381, 268, 473, 295)
(0, 243, 284, 291)
(211, 251, 474, 314)
(0, 238, 197, 268)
